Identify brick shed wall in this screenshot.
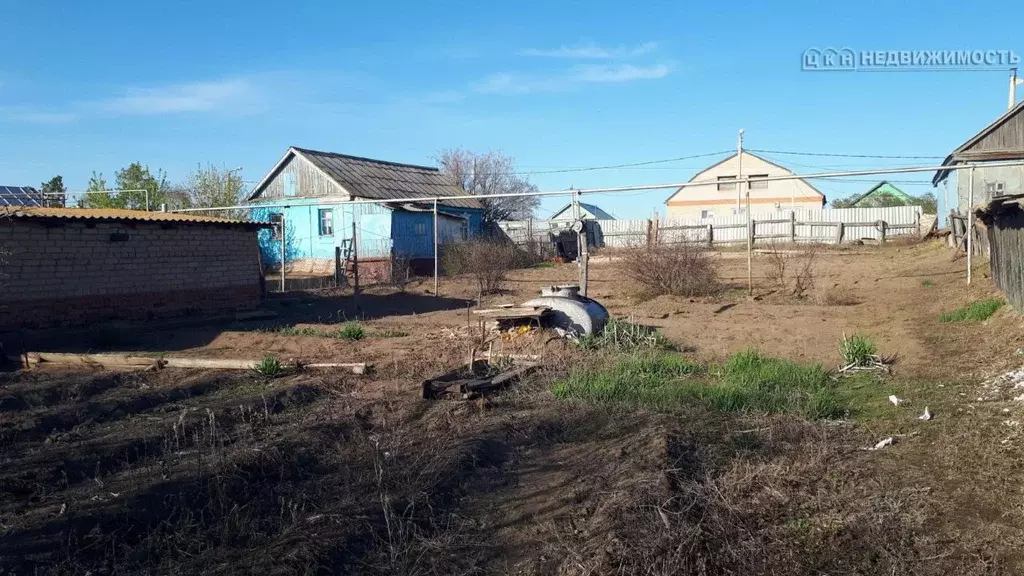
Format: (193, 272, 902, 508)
(0, 219, 263, 329)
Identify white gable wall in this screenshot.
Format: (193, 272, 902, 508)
(665, 153, 824, 219)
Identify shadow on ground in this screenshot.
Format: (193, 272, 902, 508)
(1, 291, 472, 357)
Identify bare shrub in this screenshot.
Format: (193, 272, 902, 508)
(792, 245, 817, 298)
(390, 252, 412, 292)
(618, 238, 719, 297)
(763, 242, 817, 299)
(440, 239, 523, 297)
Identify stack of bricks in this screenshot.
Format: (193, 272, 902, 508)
(0, 219, 263, 330)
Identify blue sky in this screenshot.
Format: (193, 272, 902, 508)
(1, 0, 1021, 219)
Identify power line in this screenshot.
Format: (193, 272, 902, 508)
(504, 150, 733, 176)
(749, 148, 944, 160)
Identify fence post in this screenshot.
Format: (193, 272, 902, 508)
(334, 246, 342, 287)
(644, 219, 652, 246)
(790, 212, 796, 244)
(834, 222, 844, 245)
(879, 220, 887, 245)
(279, 217, 286, 293)
(352, 221, 360, 297)
(706, 223, 713, 248)
(652, 219, 660, 245)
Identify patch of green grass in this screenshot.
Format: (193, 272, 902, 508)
(275, 326, 321, 337)
(577, 317, 675, 352)
(939, 298, 1004, 323)
(554, 350, 844, 419)
(254, 355, 283, 376)
(839, 334, 876, 367)
(372, 329, 409, 338)
(275, 322, 370, 340)
(553, 353, 705, 408)
(530, 261, 557, 269)
(921, 279, 935, 288)
(337, 321, 365, 341)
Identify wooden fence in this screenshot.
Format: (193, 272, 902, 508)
(498, 206, 924, 252)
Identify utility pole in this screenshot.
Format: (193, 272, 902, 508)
(967, 166, 974, 285)
(1010, 67, 1023, 110)
(738, 129, 753, 295)
(736, 130, 744, 211)
(433, 199, 439, 297)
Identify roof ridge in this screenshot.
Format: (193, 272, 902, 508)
(293, 146, 441, 172)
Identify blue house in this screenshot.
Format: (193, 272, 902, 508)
(248, 147, 484, 278)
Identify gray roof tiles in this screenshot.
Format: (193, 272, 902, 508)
(293, 147, 483, 210)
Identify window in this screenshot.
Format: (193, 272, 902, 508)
(283, 173, 296, 197)
(986, 181, 1006, 195)
(270, 213, 283, 240)
(700, 210, 714, 219)
(414, 222, 427, 236)
(716, 175, 737, 192)
(748, 174, 769, 190)
(318, 208, 333, 236)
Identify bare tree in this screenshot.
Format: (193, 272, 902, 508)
(175, 164, 248, 218)
(435, 149, 539, 222)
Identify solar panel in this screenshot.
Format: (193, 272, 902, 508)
(0, 186, 43, 207)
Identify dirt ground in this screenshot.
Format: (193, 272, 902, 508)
(4, 240, 1024, 574)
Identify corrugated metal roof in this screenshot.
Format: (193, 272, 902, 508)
(287, 147, 483, 210)
(0, 207, 266, 226)
(0, 186, 43, 207)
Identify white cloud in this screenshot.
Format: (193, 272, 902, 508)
(472, 63, 671, 95)
(572, 63, 671, 83)
(97, 79, 254, 115)
(520, 42, 658, 59)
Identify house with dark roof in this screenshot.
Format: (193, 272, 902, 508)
(549, 202, 615, 221)
(664, 151, 825, 219)
(247, 147, 484, 278)
(933, 100, 1024, 214)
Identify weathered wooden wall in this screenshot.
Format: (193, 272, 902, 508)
(986, 205, 1024, 311)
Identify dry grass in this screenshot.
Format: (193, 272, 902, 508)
(818, 286, 859, 306)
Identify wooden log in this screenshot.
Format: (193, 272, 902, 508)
(161, 358, 259, 370)
(24, 352, 158, 368)
(302, 362, 369, 375)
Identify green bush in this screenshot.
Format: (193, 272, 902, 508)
(338, 322, 366, 341)
(939, 298, 1004, 323)
(839, 334, 876, 367)
(576, 317, 675, 352)
(254, 355, 283, 376)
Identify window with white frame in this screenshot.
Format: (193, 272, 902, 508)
(716, 175, 737, 192)
(701, 210, 715, 219)
(318, 208, 333, 236)
(986, 181, 1006, 195)
(748, 174, 769, 190)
